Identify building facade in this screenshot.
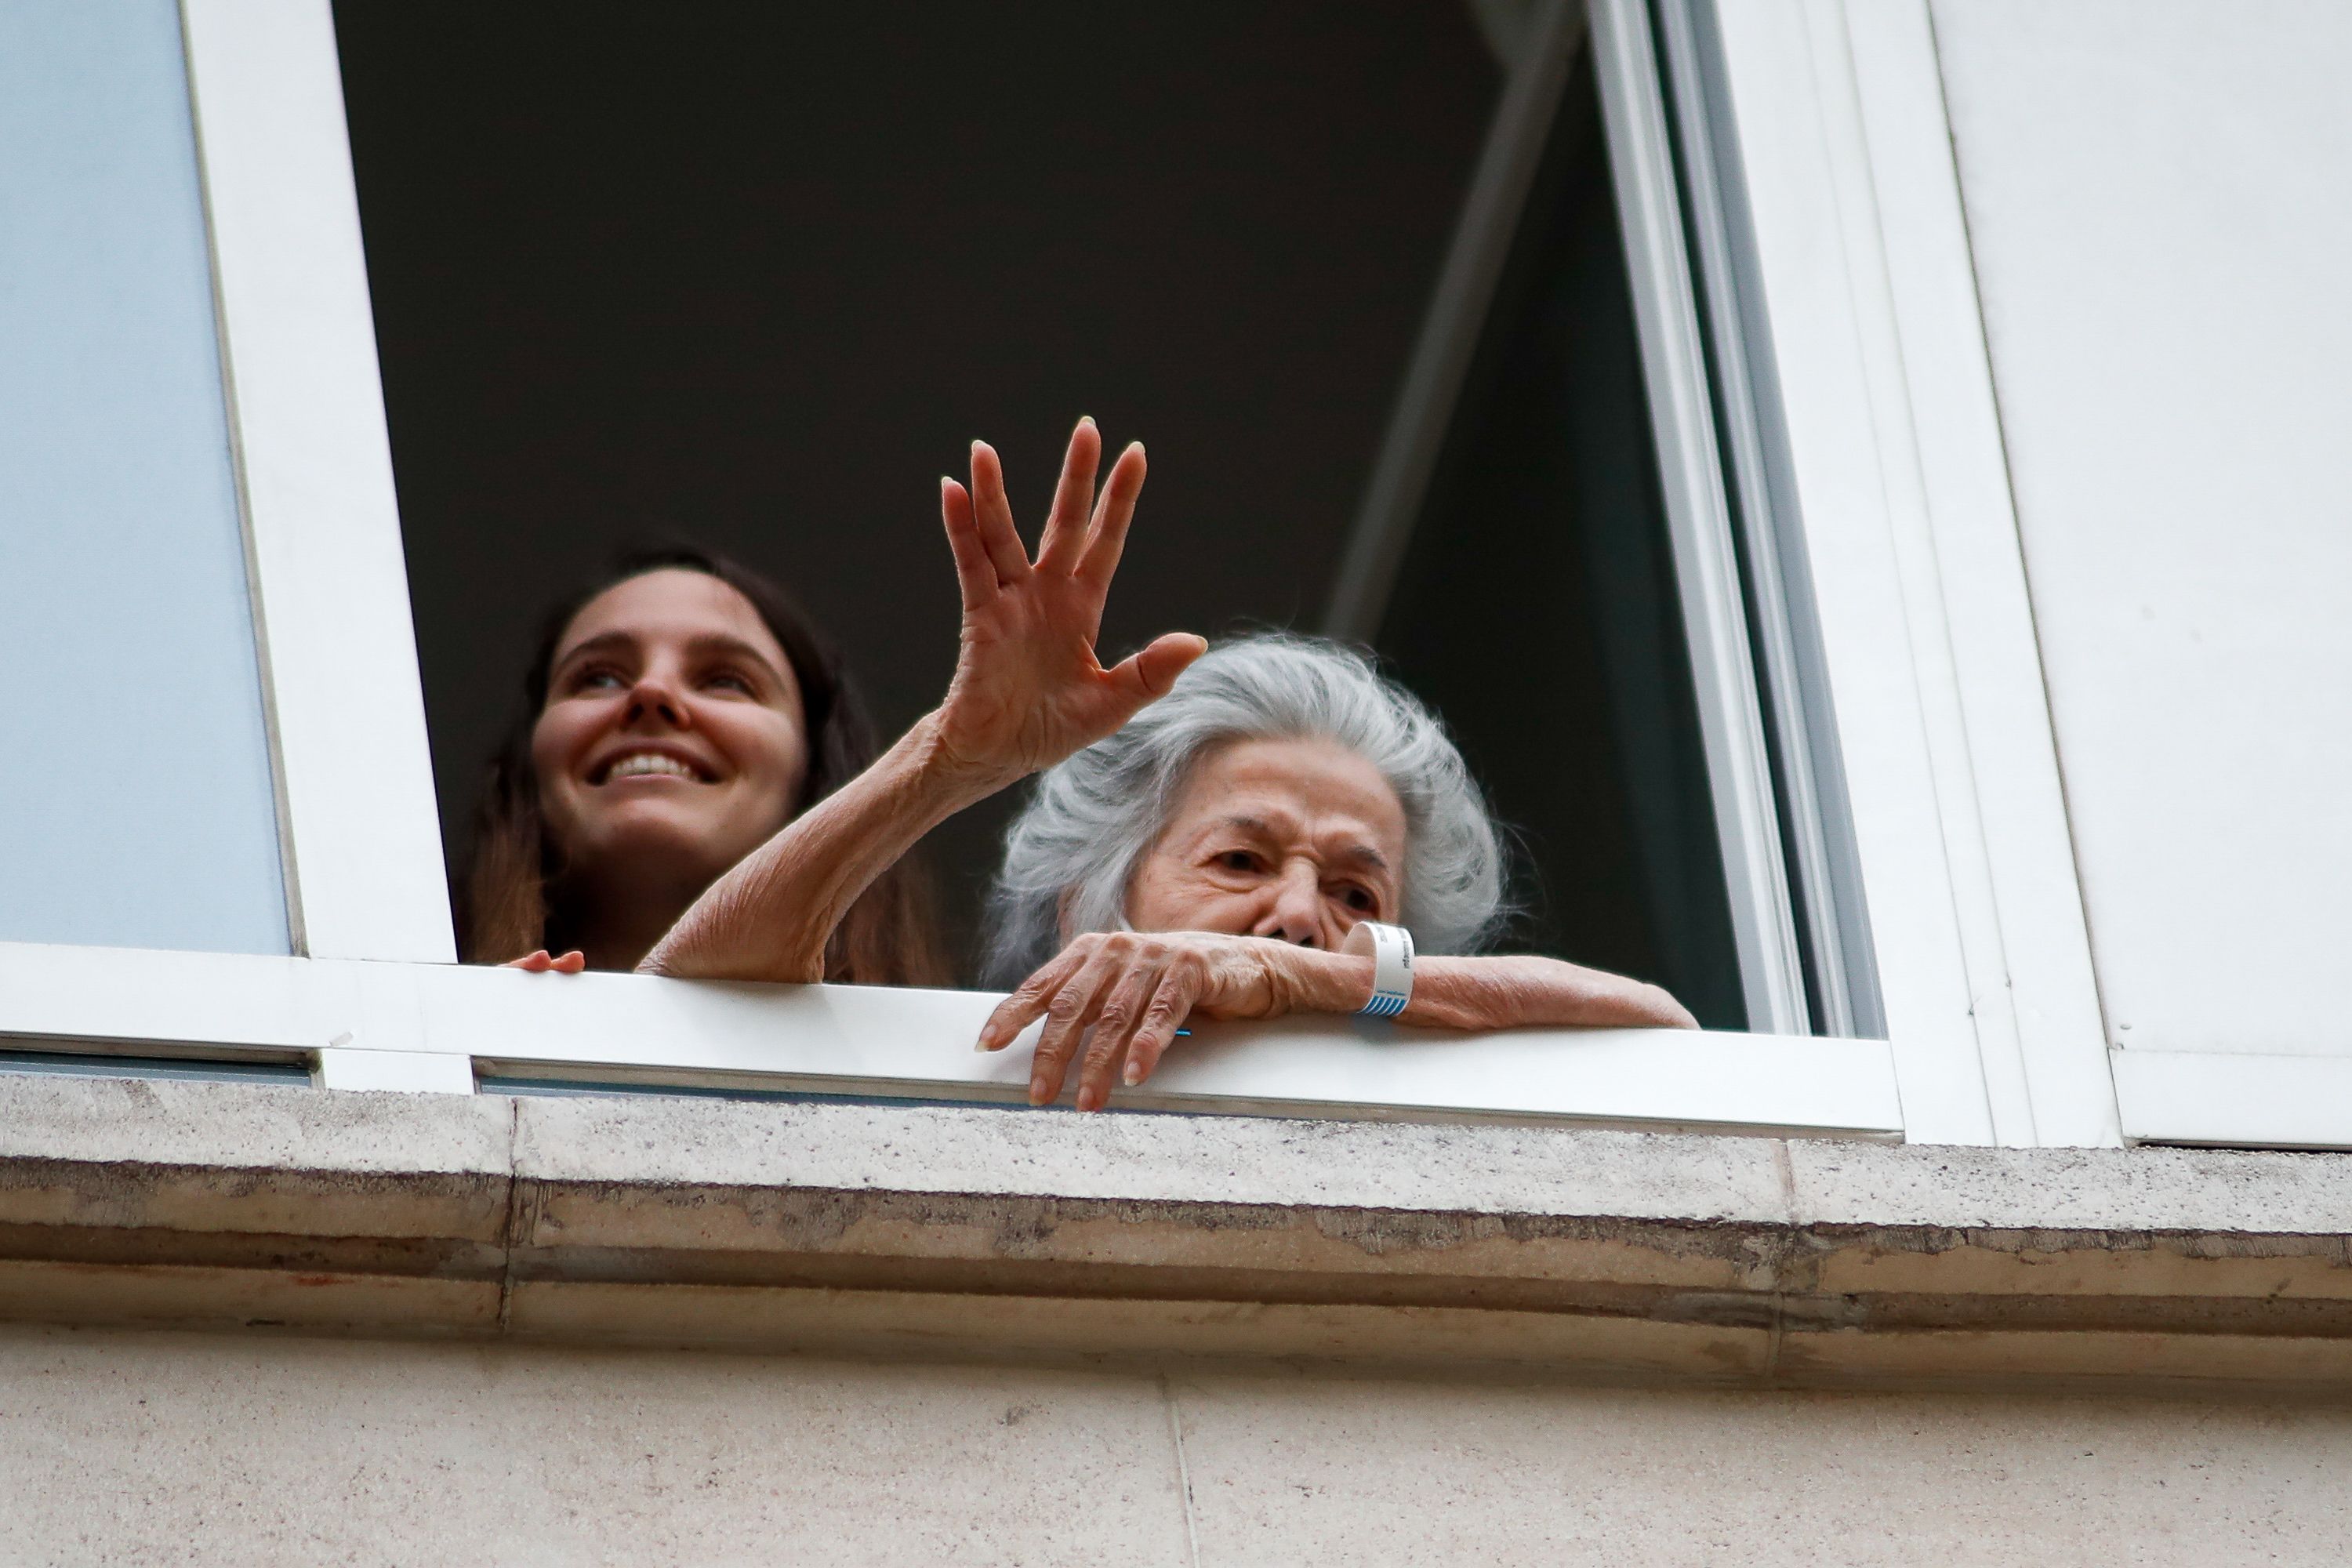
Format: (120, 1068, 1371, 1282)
(4, 1, 2350, 1560)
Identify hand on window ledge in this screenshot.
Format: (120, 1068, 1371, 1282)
(504, 949, 586, 975)
(975, 931, 1697, 1113)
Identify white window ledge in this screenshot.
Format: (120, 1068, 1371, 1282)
(0, 942, 1900, 1138)
(2, 1073, 2348, 1393)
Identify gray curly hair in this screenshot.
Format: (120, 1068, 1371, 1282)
(980, 633, 1508, 985)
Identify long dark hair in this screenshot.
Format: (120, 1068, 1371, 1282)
(456, 544, 948, 985)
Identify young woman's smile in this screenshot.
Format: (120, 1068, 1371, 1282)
(531, 568, 811, 918)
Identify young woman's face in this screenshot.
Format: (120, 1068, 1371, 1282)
(1122, 737, 1407, 949)
(532, 569, 810, 894)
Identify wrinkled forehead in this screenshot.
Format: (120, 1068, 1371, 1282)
(554, 568, 789, 670)
(1164, 735, 1409, 863)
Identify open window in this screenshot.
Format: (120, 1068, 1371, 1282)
(335, 0, 1858, 1037)
(1, 0, 1965, 1143)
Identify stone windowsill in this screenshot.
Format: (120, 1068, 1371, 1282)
(2, 1073, 2348, 1393)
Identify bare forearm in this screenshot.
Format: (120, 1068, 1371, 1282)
(1268, 949, 1697, 1031)
(641, 713, 1008, 982)
(1403, 955, 1695, 1030)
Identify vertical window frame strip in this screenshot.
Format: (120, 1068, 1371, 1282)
(1835, 0, 2114, 1144)
(1653, 0, 1884, 1040)
(179, 0, 455, 964)
(1586, 0, 1810, 1037)
(1697, 0, 2118, 1146)
(0, 944, 1907, 1135)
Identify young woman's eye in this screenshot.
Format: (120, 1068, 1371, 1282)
(571, 667, 626, 693)
(703, 670, 756, 695)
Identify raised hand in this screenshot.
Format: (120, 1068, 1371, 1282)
(640, 419, 1200, 985)
(934, 419, 1205, 786)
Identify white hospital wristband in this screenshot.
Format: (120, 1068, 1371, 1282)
(1346, 921, 1414, 1018)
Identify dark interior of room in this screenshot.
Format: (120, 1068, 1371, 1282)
(334, 2, 1741, 1025)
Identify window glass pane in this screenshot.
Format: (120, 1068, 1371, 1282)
(0, 0, 289, 954)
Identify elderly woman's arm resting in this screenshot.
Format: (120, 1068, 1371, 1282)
(977, 930, 1697, 1112)
(641, 422, 1203, 982)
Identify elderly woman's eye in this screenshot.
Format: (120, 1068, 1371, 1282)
(1342, 887, 1377, 912)
(1218, 850, 1258, 873)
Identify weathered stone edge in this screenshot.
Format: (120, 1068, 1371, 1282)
(2, 1073, 2350, 1388)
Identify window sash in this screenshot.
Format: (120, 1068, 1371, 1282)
(1704, 0, 2118, 1146)
(184, 0, 455, 964)
(1322, 0, 1815, 1039)
(1588, 0, 1813, 1040)
(32, 0, 2132, 1148)
(0, 941, 1904, 1137)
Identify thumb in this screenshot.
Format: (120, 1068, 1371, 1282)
(1111, 633, 1207, 701)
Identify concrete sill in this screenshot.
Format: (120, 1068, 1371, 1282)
(2, 1074, 2349, 1394)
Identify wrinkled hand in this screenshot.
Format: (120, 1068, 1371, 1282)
(977, 931, 1334, 1111)
(935, 419, 1205, 785)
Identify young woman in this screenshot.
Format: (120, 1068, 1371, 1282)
(457, 545, 946, 984)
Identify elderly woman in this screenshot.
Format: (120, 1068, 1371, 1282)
(648, 419, 1694, 1107)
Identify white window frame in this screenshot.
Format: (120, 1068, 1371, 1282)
(1323, 0, 1812, 1040)
(184, 0, 454, 966)
(0, 0, 2145, 1150)
(1699, 0, 2117, 1147)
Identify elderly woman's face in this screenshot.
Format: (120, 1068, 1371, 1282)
(531, 569, 809, 893)
(1123, 737, 1407, 949)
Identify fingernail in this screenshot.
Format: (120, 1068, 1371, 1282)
(1080, 413, 1095, 426)
(1123, 1064, 1142, 1086)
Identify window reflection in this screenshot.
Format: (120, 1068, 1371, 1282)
(0, 1, 289, 956)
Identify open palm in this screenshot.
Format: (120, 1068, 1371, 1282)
(935, 420, 1204, 783)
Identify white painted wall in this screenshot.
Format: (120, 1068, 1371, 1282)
(2, 1327, 2347, 1565)
(1931, 1, 2352, 1059)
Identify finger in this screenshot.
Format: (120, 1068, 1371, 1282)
(939, 477, 999, 608)
(1122, 967, 1199, 1089)
(1035, 417, 1102, 575)
(978, 944, 1088, 1051)
(1076, 441, 1147, 590)
(505, 949, 553, 972)
(967, 441, 1031, 583)
(550, 949, 587, 975)
(1076, 961, 1160, 1112)
(1028, 946, 1128, 1107)
(1105, 633, 1208, 705)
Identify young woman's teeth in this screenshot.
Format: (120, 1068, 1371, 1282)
(608, 753, 698, 780)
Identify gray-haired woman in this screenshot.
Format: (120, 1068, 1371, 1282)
(971, 632, 1695, 1111)
(647, 419, 1693, 1111)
